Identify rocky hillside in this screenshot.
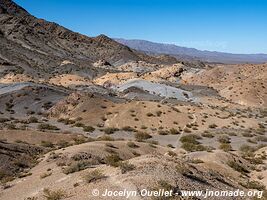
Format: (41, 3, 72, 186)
(0, 0, 177, 77)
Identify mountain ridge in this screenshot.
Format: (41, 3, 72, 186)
(0, 0, 178, 78)
(115, 38, 267, 64)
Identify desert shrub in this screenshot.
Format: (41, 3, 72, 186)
(239, 145, 257, 158)
(227, 161, 249, 174)
(167, 144, 174, 148)
(181, 142, 207, 152)
(219, 143, 232, 152)
(63, 161, 91, 174)
(41, 141, 54, 148)
(6, 123, 16, 130)
(105, 154, 121, 167)
(40, 172, 52, 179)
(140, 125, 147, 130)
(83, 126, 95, 132)
(242, 132, 253, 137)
(0, 117, 9, 123)
(74, 122, 84, 127)
(247, 138, 257, 144)
(169, 128, 180, 135)
(208, 124, 218, 129)
(157, 180, 175, 191)
(103, 127, 119, 134)
(255, 136, 267, 142)
(97, 135, 114, 141)
(26, 110, 35, 115)
(63, 118, 75, 125)
(146, 140, 159, 145)
(135, 132, 152, 141)
(156, 111, 162, 117)
(122, 126, 136, 132)
(43, 188, 67, 200)
(201, 132, 214, 138)
(127, 141, 139, 148)
(38, 123, 59, 131)
(184, 128, 192, 133)
(56, 140, 70, 148)
(73, 137, 94, 144)
(83, 169, 106, 183)
(189, 159, 204, 164)
(119, 161, 135, 174)
(105, 147, 117, 154)
(105, 143, 116, 148)
(217, 135, 231, 143)
(28, 116, 38, 123)
(240, 180, 265, 191)
(146, 112, 154, 117)
(180, 134, 201, 145)
(158, 130, 169, 135)
(167, 151, 177, 157)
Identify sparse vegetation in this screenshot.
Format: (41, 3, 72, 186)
(103, 127, 119, 134)
(63, 161, 91, 174)
(227, 161, 249, 174)
(43, 188, 67, 200)
(127, 141, 139, 148)
(83, 126, 95, 132)
(135, 131, 152, 141)
(219, 143, 232, 152)
(119, 161, 135, 174)
(83, 169, 106, 183)
(105, 154, 122, 167)
(38, 123, 59, 131)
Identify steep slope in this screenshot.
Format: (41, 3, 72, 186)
(0, 0, 174, 77)
(115, 38, 267, 64)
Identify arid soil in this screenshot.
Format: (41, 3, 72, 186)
(0, 0, 266, 200)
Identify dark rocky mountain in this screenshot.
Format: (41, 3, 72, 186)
(115, 38, 267, 64)
(0, 0, 177, 78)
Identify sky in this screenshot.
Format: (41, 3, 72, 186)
(14, 0, 267, 54)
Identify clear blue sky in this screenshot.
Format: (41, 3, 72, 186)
(14, 0, 267, 54)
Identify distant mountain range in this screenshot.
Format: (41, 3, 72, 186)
(115, 38, 267, 64)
